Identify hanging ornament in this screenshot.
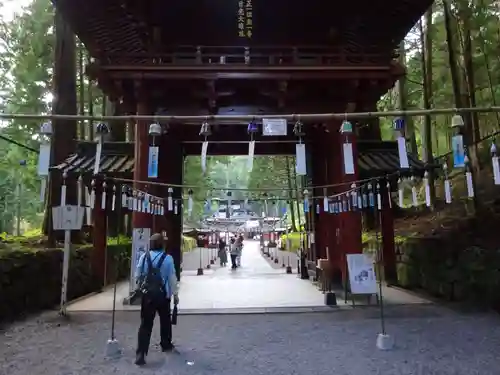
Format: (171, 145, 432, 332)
(132, 190, 138, 211)
(121, 186, 128, 207)
(111, 185, 116, 211)
(199, 119, 211, 174)
(60, 171, 68, 206)
(398, 178, 404, 207)
(340, 120, 355, 175)
(315, 201, 320, 214)
(167, 187, 173, 211)
(247, 120, 258, 172)
(323, 188, 329, 213)
(491, 142, 500, 185)
(362, 185, 368, 208)
(101, 181, 107, 210)
(376, 182, 382, 210)
(451, 114, 466, 168)
(84, 185, 92, 226)
(174, 199, 179, 215)
(368, 183, 375, 208)
(465, 155, 474, 198)
(148, 122, 162, 178)
(303, 189, 309, 213)
(351, 183, 358, 211)
(393, 117, 410, 169)
(443, 163, 452, 204)
(77, 175, 83, 207)
(188, 189, 194, 217)
(160, 199, 165, 215)
(38, 122, 52, 202)
(127, 188, 133, 210)
(93, 123, 110, 175)
(89, 179, 96, 209)
(423, 172, 431, 207)
(342, 193, 348, 212)
(137, 192, 143, 212)
(411, 175, 418, 207)
(386, 179, 392, 209)
(294, 119, 307, 176)
(357, 186, 363, 209)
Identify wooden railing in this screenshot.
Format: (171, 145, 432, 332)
(98, 45, 399, 66)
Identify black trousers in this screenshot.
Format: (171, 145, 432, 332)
(136, 296, 172, 355)
(230, 254, 237, 268)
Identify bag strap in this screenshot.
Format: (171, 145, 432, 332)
(157, 253, 168, 269)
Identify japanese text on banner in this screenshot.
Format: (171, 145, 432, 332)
(245, 0, 253, 38)
(237, 1, 245, 38)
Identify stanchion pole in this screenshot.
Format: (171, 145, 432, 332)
(197, 243, 203, 275)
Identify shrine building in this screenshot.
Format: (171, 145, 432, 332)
(50, 0, 433, 292)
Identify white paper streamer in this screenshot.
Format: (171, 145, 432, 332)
(111, 186, 116, 211)
(386, 181, 392, 208)
(77, 177, 83, 206)
(493, 156, 500, 185)
(174, 200, 178, 215)
(247, 140, 255, 172)
(60, 184, 67, 206)
(411, 186, 418, 207)
(397, 136, 410, 168)
(398, 179, 404, 207)
(101, 183, 106, 210)
(201, 141, 208, 173)
(444, 180, 452, 204)
(90, 187, 95, 209)
(424, 177, 431, 207)
(121, 189, 127, 207)
(342, 143, 355, 175)
(466, 171, 474, 198)
(85, 187, 92, 225)
(323, 196, 329, 212)
(295, 143, 307, 175)
(188, 195, 193, 216)
(93, 139, 102, 175)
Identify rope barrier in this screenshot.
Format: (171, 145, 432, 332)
(3, 106, 500, 123)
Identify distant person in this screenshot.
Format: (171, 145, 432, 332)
(230, 237, 239, 269)
(134, 233, 179, 366)
(218, 238, 228, 266)
(236, 236, 243, 267)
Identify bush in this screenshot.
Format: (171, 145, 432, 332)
(279, 232, 301, 251)
(182, 235, 196, 252)
(0, 242, 130, 323)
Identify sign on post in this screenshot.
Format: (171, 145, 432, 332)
(129, 228, 151, 294)
(52, 205, 85, 316)
(346, 254, 377, 295)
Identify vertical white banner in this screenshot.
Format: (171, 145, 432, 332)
(295, 143, 307, 175)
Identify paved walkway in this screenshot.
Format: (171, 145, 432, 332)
(67, 241, 327, 312)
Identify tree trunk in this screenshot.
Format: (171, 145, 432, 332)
(396, 41, 418, 156)
(419, 11, 436, 207)
(77, 41, 85, 139)
(457, 1, 481, 170)
(44, 10, 77, 243)
(443, 0, 478, 210)
(87, 55, 94, 140)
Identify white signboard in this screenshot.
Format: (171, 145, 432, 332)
(346, 254, 377, 295)
(129, 228, 151, 293)
(262, 118, 287, 136)
(52, 205, 85, 231)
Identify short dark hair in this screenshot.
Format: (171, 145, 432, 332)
(150, 233, 164, 250)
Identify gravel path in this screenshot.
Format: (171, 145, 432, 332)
(1, 305, 500, 375)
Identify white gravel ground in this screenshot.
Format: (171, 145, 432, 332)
(1, 305, 499, 375)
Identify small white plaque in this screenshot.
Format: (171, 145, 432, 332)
(52, 205, 85, 231)
(262, 118, 287, 136)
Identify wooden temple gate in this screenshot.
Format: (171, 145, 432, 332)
(50, 0, 433, 292)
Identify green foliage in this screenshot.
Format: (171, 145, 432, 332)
(0, 242, 131, 323)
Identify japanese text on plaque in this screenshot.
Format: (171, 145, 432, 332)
(237, 0, 252, 38)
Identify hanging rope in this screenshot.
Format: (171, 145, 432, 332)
(3, 106, 500, 122)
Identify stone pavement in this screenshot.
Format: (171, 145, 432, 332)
(67, 240, 328, 313)
(2, 306, 500, 375)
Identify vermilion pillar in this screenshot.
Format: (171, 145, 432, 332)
(132, 100, 153, 231)
(322, 123, 343, 285)
(157, 133, 183, 280)
(332, 119, 362, 285)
